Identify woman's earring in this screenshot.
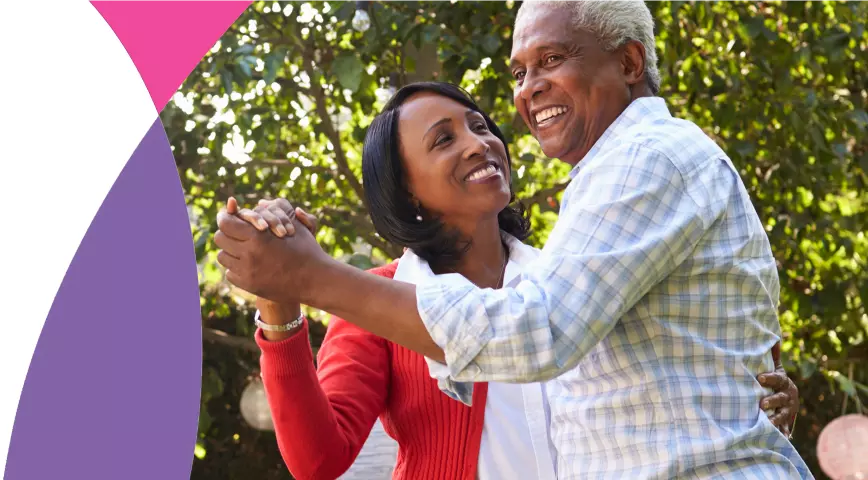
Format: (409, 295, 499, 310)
(415, 213, 423, 222)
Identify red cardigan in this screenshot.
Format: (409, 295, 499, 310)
(255, 261, 489, 480)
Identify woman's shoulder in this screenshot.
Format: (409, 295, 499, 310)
(365, 259, 400, 279)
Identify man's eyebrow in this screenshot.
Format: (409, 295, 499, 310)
(510, 42, 575, 68)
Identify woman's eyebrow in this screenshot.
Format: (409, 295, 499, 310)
(425, 118, 450, 137)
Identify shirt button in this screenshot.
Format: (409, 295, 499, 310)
(466, 365, 482, 379)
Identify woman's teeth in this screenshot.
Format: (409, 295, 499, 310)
(535, 106, 567, 124)
(466, 164, 497, 181)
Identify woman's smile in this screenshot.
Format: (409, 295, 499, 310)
(463, 161, 503, 184)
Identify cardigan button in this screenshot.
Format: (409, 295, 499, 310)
(466, 364, 481, 379)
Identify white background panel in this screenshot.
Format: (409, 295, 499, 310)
(0, 1, 156, 472)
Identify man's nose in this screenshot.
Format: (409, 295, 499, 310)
(520, 71, 550, 102)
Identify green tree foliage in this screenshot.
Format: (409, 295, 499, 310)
(163, 2, 867, 478)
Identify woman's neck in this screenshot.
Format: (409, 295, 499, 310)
(434, 217, 507, 289)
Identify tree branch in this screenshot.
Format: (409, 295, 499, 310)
(244, 158, 335, 176)
(203, 327, 260, 354)
(309, 80, 368, 209)
(319, 206, 402, 258)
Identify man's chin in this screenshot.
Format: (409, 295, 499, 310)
(537, 136, 586, 166)
(539, 141, 570, 163)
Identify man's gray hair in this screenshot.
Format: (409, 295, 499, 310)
(517, 0, 661, 94)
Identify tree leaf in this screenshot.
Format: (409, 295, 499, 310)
(482, 34, 501, 55)
(834, 373, 858, 398)
(332, 53, 364, 92)
(799, 358, 817, 379)
(221, 71, 234, 94)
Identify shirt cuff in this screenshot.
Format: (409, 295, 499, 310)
(424, 356, 475, 405)
(254, 317, 313, 378)
(417, 274, 492, 385)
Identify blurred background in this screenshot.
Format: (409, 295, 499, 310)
(160, 1, 867, 478)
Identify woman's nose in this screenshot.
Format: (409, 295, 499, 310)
(463, 132, 490, 160)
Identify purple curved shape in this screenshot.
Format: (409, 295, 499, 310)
(5, 119, 201, 479)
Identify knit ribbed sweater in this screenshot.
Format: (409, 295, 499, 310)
(255, 261, 489, 480)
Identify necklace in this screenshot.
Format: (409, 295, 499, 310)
(442, 242, 508, 289)
(494, 242, 508, 289)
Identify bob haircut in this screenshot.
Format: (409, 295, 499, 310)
(361, 81, 531, 269)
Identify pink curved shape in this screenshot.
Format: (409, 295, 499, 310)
(92, 1, 251, 113)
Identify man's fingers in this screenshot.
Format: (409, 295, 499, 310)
(217, 211, 260, 240)
(216, 250, 240, 271)
(225, 269, 247, 291)
(227, 197, 239, 214)
(213, 230, 246, 255)
(296, 207, 318, 235)
(757, 371, 788, 390)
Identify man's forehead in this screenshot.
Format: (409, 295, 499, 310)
(510, 7, 578, 63)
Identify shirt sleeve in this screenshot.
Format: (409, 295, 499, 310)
(417, 143, 714, 402)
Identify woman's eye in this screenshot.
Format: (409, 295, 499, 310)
(472, 122, 488, 132)
(434, 134, 453, 147)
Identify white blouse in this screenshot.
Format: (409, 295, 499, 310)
(393, 236, 557, 480)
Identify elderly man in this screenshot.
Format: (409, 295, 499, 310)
(216, 1, 811, 478)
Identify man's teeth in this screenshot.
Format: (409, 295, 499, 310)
(535, 106, 567, 124)
(467, 165, 497, 181)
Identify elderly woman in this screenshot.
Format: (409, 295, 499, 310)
(216, 1, 811, 478)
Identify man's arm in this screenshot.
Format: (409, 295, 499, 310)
(299, 144, 718, 391)
(304, 260, 446, 362)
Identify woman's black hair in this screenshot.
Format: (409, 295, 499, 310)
(361, 81, 531, 269)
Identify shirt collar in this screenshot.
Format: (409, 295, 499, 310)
(568, 96, 671, 179)
(393, 233, 539, 287)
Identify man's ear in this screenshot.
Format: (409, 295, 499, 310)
(620, 40, 647, 87)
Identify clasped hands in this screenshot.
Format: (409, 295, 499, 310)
(214, 197, 326, 304)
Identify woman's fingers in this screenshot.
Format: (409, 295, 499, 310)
(757, 370, 788, 391)
(761, 392, 790, 411)
(254, 198, 298, 236)
(258, 198, 295, 215)
(767, 408, 794, 435)
(263, 204, 296, 236)
(255, 207, 289, 237)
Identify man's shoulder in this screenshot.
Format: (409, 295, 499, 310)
(614, 114, 726, 175)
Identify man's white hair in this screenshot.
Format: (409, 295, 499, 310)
(516, 0, 661, 94)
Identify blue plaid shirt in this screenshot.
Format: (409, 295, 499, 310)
(417, 98, 812, 479)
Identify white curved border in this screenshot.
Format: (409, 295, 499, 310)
(0, 1, 156, 472)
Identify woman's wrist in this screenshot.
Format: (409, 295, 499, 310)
(256, 298, 305, 341)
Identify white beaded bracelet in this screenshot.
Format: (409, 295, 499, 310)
(254, 309, 305, 332)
